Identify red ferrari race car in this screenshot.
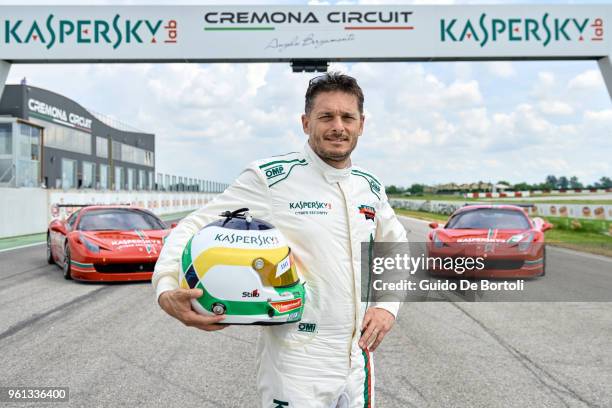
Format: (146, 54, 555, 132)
(426, 205, 552, 278)
(47, 206, 172, 282)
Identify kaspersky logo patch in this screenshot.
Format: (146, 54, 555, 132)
(2, 15, 178, 49)
(289, 200, 331, 216)
(213, 232, 279, 246)
(440, 13, 604, 47)
(272, 400, 289, 408)
(358, 205, 376, 221)
(289, 201, 331, 210)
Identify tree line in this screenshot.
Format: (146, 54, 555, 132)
(386, 176, 612, 195)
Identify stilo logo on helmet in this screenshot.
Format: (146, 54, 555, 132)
(178, 208, 306, 325)
(242, 289, 260, 298)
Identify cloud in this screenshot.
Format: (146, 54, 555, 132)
(356, 0, 456, 4)
(529, 71, 556, 100)
(450, 62, 472, 81)
(391, 74, 482, 111)
(568, 69, 604, 91)
(486, 61, 516, 78)
(538, 100, 574, 116)
(443, 80, 483, 106)
(583, 109, 612, 122)
(4, 48, 609, 187)
(458, 108, 490, 136)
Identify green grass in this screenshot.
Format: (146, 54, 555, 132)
(543, 229, 612, 256)
(0, 232, 47, 250)
(544, 229, 612, 244)
(394, 208, 612, 257)
(543, 216, 611, 234)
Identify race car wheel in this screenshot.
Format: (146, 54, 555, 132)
(540, 246, 546, 277)
(46, 234, 54, 265)
(63, 245, 73, 280)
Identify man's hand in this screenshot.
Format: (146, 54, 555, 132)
(359, 307, 395, 351)
(158, 288, 227, 331)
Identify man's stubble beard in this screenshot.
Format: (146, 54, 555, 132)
(309, 137, 358, 165)
(319, 148, 351, 163)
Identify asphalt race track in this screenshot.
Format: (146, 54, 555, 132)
(1, 216, 611, 408)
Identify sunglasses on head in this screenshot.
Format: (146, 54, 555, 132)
(308, 74, 327, 88)
(308, 74, 358, 89)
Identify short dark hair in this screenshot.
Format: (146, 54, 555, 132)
(304, 72, 364, 115)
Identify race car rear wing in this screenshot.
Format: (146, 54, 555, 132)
(50, 203, 134, 220)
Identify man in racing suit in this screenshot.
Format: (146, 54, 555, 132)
(153, 72, 407, 407)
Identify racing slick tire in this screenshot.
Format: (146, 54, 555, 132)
(63, 244, 73, 280)
(540, 246, 546, 277)
(46, 233, 54, 265)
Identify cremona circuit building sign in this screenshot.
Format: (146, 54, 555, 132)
(0, 4, 610, 98)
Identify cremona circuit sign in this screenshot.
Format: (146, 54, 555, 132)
(0, 5, 610, 98)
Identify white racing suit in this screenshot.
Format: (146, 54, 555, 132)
(153, 143, 407, 408)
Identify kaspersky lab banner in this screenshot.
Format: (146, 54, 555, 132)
(0, 5, 609, 62)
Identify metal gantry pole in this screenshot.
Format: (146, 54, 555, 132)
(597, 56, 612, 100)
(0, 61, 11, 100)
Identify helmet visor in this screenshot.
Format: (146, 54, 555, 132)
(252, 249, 299, 287)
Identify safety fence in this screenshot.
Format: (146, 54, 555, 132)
(0, 187, 222, 238)
(465, 188, 612, 199)
(391, 199, 612, 221)
(154, 173, 228, 193)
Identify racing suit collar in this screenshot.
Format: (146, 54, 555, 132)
(304, 142, 352, 184)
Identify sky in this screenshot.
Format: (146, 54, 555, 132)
(2, 0, 611, 187)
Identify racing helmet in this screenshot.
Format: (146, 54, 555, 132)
(179, 208, 305, 325)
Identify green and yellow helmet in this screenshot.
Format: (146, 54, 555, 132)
(179, 208, 305, 325)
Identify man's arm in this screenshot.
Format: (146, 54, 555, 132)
(152, 164, 271, 328)
(371, 188, 408, 317)
(360, 188, 408, 351)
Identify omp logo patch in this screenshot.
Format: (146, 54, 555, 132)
(369, 181, 381, 193)
(358, 204, 376, 221)
(259, 157, 307, 187)
(264, 165, 285, 179)
(298, 322, 317, 333)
